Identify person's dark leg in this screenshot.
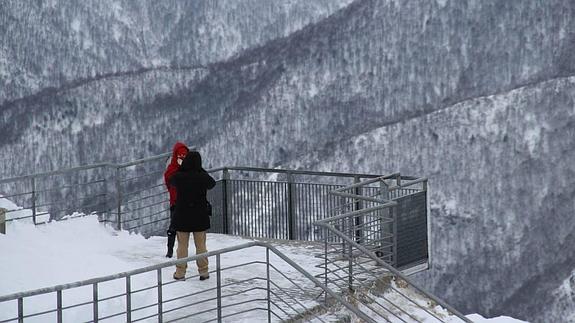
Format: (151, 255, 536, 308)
(166, 207, 176, 258)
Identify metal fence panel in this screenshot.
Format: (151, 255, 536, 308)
(116, 157, 171, 237)
(293, 183, 344, 241)
(394, 191, 428, 269)
(0, 166, 110, 224)
(227, 180, 289, 239)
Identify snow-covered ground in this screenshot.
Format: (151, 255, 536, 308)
(0, 203, 527, 322)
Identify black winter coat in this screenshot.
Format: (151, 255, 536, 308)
(169, 152, 216, 232)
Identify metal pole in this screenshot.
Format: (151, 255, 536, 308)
(392, 207, 398, 267)
(57, 290, 62, 323)
(287, 172, 295, 240)
(380, 179, 390, 261)
(222, 169, 229, 235)
(115, 168, 122, 231)
(157, 269, 163, 323)
(324, 232, 328, 304)
(31, 177, 36, 225)
(93, 283, 99, 323)
(353, 176, 362, 245)
(18, 297, 23, 323)
(348, 216, 353, 292)
(0, 208, 6, 234)
(217, 254, 222, 323)
(266, 249, 271, 323)
(424, 179, 432, 270)
(126, 276, 131, 322)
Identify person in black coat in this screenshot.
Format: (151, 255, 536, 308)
(169, 151, 216, 281)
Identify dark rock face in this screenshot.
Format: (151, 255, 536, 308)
(1, 0, 574, 320)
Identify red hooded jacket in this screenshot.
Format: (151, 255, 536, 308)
(164, 142, 189, 206)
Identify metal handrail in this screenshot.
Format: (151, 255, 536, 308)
(0, 157, 404, 186)
(207, 166, 394, 179)
(0, 163, 114, 185)
(117, 152, 172, 169)
(0, 241, 372, 322)
(312, 175, 471, 323)
(317, 220, 471, 322)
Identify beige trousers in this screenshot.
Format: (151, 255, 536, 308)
(174, 231, 209, 278)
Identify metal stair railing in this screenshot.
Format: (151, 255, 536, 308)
(313, 175, 472, 323)
(0, 241, 371, 323)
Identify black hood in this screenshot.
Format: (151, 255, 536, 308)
(180, 151, 202, 172)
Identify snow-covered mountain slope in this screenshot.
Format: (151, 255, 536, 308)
(281, 76, 575, 322)
(3, 0, 574, 175)
(1, 0, 574, 321)
(0, 0, 353, 105)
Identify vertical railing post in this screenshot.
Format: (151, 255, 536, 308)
(31, 177, 37, 225)
(392, 207, 398, 267)
(324, 230, 328, 304)
(353, 176, 362, 245)
(157, 269, 163, 323)
(126, 276, 131, 322)
(222, 169, 229, 235)
(56, 290, 62, 323)
(379, 179, 391, 262)
(18, 297, 23, 323)
(93, 283, 99, 323)
(423, 179, 431, 270)
(0, 208, 6, 234)
(217, 254, 222, 323)
(287, 172, 295, 240)
(266, 248, 271, 323)
(115, 167, 122, 231)
(348, 215, 353, 292)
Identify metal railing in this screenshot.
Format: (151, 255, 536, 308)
(313, 175, 471, 322)
(0, 153, 430, 271)
(209, 167, 383, 241)
(0, 241, 370, 323)
(0, 163, 112, 225)
(0, 156, 391, 235)
(0, 153, 470, 321)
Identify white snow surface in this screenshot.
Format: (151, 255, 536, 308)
(0, 215, 527, 322)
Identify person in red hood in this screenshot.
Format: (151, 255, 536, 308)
(163, 142, 189, 258)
